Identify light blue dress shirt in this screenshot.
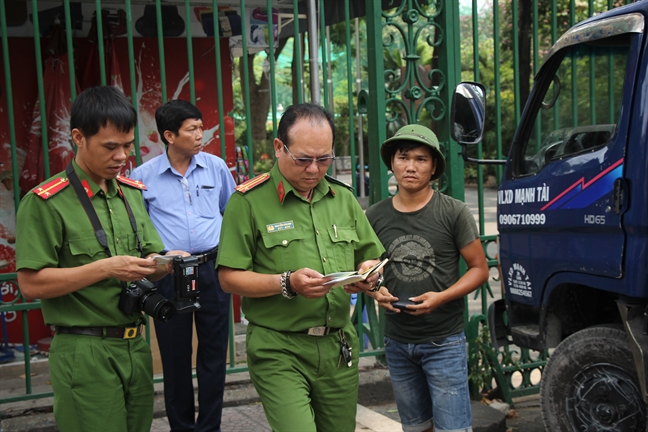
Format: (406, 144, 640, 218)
(131, 151, 236, 254)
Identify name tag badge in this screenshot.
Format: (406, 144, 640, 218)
(266, 220, 295, 233)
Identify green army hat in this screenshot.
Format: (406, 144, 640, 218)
(380, 124, 446, 181)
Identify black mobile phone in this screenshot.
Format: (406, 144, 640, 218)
(392, 298, 420, 311)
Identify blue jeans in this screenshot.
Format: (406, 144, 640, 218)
(384, 332, 472, 432)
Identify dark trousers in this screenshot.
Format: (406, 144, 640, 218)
(154, 259, 230, 432)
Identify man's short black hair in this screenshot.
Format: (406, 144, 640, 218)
(70, 86, 137, 138)
(155, 99, 203, 145)
(277, 103, 335, 148)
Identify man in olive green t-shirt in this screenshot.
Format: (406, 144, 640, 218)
(365, 124, 488, 432)
(217, 103, 385, 432)
(16, 86, 182, 432)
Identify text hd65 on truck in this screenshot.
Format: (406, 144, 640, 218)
(451, 1, 648, 430)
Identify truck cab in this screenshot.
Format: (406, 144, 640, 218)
(452, 2, 648, 430)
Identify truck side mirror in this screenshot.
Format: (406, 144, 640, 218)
(450, 82, 486, 145)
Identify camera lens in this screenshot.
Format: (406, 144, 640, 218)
(141, 292, 176, 322)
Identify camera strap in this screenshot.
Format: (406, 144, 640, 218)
(66, 163, 144, 259)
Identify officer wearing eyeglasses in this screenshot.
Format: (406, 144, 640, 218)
(217, 103, 385, 432)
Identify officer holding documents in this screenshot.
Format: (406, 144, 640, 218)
(15, 86, 176, 432)
(217, 103, 385, 432)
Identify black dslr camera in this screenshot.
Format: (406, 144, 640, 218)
(119, 256, 201, 321)
(119, 278, 175, 321)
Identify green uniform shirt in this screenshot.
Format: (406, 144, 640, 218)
(217, 164, 384, 332)
(16, 160, 164, 327)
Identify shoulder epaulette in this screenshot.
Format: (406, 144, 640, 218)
(325, 175, 354, 192)
(116, 176, 147, 190)
(235, 173, 270, 194)
(33, 177, 70, 200)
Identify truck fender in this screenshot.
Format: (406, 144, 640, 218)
(617, 299, 648, 404)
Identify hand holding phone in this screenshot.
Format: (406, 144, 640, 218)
(392, 297, 421, 312)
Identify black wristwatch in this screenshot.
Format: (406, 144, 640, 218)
(368, 274, 384, 292)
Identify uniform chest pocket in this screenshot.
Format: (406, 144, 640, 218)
(195, 187, 218, 218)
(68, 237, 107, 265)
(327, 226, 358, 270)
(261, 229, 308, 270)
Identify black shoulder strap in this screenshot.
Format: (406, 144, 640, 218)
(66, 163, 144, 258)
(66, 163, 112, 258)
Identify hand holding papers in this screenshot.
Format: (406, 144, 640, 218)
(323, 258, 389, 288)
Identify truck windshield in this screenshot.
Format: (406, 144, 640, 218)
(518, 35, 632, 176)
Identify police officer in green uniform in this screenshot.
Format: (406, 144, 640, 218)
(217, 103, 385, 432)
(15, 86, 184, 432)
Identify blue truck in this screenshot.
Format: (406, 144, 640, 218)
(451, 1, 648, 430)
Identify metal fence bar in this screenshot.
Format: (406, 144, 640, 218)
(512, 1, 520, 125)
(267, 0, 278, 138)
(472, 0, 485, 235)
(319, 0, 329, 111)
(570, 0, 577, 127)
(63, 0, 76, 101)
(0, 0, 20, 206)
(552, 0, 559, 130)
(95, 0, 106, 85)
(30, 0, 50, 180)
(212, 0, 227, 158)
(124, 0, 141, 164)
(533, 0, 541, 151)
(493, 0, 503, 182)
(239, 0, 254, 176)
(155, 0, 167, 102)
(185, 0, 196, 104)
(293, 0, 303, 104)
(343, 0, 357, 195)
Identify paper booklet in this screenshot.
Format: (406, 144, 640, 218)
(323, 258, 389, 288)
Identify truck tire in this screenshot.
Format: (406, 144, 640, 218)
(540, 326, 646, 431)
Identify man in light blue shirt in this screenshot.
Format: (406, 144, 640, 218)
(131, 100, 235, 432)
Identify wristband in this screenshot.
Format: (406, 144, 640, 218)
(368, 274, 384, 292)
(281, 271, 297, 299)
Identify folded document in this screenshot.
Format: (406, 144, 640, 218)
(323, 258, 389, 288)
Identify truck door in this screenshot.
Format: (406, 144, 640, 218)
(498, 13, 644, 305)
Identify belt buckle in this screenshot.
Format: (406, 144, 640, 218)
(123, 326, 139, 339)
(307, 326, 329, 337)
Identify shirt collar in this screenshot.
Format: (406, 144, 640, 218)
(270, 164, 335, 204)
(71, 159, 118, 198)
(158, 150, 205, 176)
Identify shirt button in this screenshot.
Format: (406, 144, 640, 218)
(116, 238, 120, 243)
(188, 212, 192, 215)
(316, 230, 320, 235)
(282, 240, 288, 245)
(328, 317, 332, 321)
(323, 257, 327, 262)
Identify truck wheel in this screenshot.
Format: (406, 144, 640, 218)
(540, 326, 646, 431)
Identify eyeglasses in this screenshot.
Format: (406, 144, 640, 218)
(178, 178, 192, 205)
(283, 144, 336, 167)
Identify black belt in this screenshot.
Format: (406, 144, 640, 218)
(195, 246, 218, 264)
(298, 326, 341, 336)
(55, 325, 142, 339)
